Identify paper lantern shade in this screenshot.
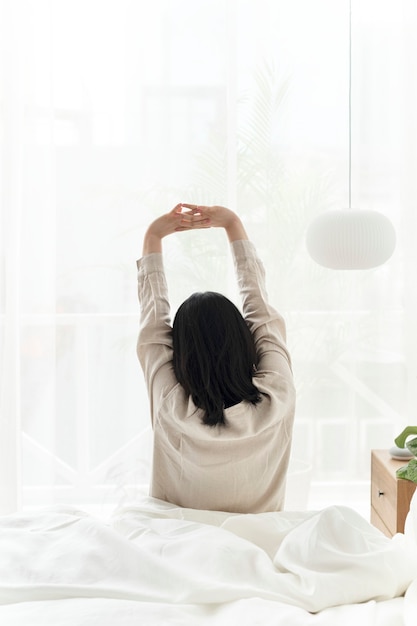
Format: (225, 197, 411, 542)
(306, 209, 396, 270)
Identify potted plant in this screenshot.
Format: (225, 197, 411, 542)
(394, 427, 417, 483)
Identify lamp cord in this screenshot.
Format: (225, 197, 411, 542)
(348, 0, 352, 209)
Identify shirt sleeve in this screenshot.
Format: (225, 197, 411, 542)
(136, 253, 177, 423)
(231, 239, 293, 377)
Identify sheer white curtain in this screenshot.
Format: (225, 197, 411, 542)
(1, 0, 416, 514)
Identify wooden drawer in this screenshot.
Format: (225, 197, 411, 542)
(371, 449, 416, 537)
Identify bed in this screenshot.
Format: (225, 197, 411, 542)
(1, 493, 417, 625)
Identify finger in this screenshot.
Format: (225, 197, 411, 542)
(183, 216, 211, 227)
(179, 209, 208, 222)
(179, 212, 194, 224)
(181, 203, 206, 214)
(180, 203, 199, 209)
(176, 214, 211, 228)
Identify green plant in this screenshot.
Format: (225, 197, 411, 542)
(395, 426, 417, 483)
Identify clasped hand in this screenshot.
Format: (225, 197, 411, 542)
(174, 204, 212, 232)
(143, 204, 246, 254)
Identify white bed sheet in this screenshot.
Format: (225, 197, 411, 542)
(1, 493, 417, 626)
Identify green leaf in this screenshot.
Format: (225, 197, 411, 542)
(406, 437, 417, 456)
(396, 458, 417, 483)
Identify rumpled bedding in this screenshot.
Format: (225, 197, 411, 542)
(1, 493, 417, 625)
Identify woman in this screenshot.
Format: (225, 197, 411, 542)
(137, 204, 295, 513)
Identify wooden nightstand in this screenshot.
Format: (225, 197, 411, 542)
(371, 449, 416, 537)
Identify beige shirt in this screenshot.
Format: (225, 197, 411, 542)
(137, 239, 296, 513)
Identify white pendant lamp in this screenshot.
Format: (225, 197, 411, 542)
(306, 1, 396, 270)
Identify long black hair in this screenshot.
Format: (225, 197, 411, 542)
(172, 291, 261, 426)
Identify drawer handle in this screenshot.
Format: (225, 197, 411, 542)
(378, 490, 385, 497)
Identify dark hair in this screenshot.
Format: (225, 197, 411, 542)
(172, 291, 261, 426)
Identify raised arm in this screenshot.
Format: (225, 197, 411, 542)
(138, 204, 213, 419)
(181, 205, 292, 374)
